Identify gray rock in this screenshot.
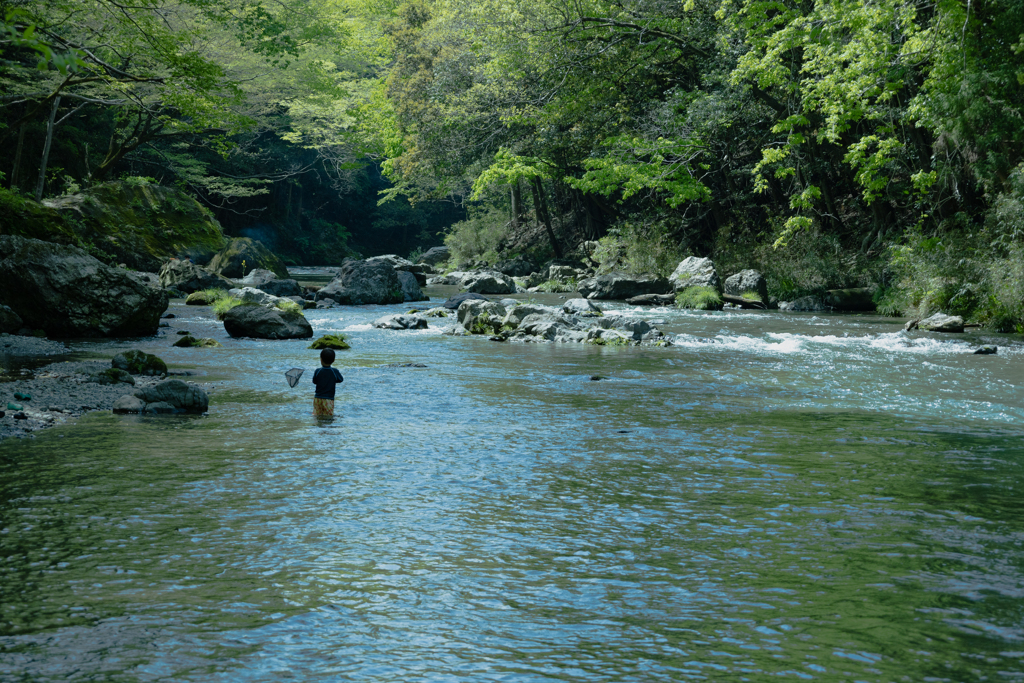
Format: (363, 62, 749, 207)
(417, 246, 451, 266)
(372, 314, 429, 330)
(397, 270, 428, 302)
(670, 257, 721, 292)
(422, 307, 450, 318)
(314, 259, 404, 306)
(229, 286, 293, 308)
(501, 304, 559, 328)
(463, 271, 516, 295)
(779, 296, 828, 312)
(563, 298, 603, 317)
(974, 345, 998, 355)
(131, 378, 209, 414)
(222, 303, 314, 339)
(0, 304, 23, 334)
(0, 236, 170, 337)
(112, 395, 146, 414)
(128, 271, 162, 290)
(143, 401, 178, 415)
(428, 271, 469, 286)
(724, 269, 768, 302)
(547, 265, 578, 280)
(918, 312, 964, 333)
(158, 258, 234, 294)
(577, 272, 671, 300)
(456, 300, 507, 334)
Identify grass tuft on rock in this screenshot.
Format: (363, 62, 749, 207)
(309, 334, 350, 350)
(739, 290, 762, 302)
(676, 286, 723, 310)
(536, 278, 578, 293)
(212, 294, 243, 319)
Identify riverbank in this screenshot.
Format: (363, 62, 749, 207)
(0, 334, 204, 441)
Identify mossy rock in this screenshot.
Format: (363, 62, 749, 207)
(208, 237, 289, 279)
(309, 334, 351, 350)
(676, 286, 723, 311)
(173, 335, 222, 348)
(41, 181, 228, 271)
(185, 291, 215, 305)
(111, 349, 168, 375)
(0, 187, 80, 244)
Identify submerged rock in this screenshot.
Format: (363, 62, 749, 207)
(373, 314, 429, 330)
(309, 334, 351, 350)
(117, 378, 209, 414)
(974, 345, 998, 355)
(222, 303, 313, 339)
(0, 235, 169, 337)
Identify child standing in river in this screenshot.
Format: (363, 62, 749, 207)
(312, 348, 344, 417)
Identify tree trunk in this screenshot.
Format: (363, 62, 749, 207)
(35, 96, 61, 201)
(530, 177, 562, 258)
(510, 182, 521, 230)
(10, 123, 26, 190)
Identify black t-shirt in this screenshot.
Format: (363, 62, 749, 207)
(312, 367, 344, 400)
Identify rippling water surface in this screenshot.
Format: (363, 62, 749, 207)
(2, 285, 1024, 681)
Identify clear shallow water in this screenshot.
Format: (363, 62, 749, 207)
(2, 291, 1024, 681)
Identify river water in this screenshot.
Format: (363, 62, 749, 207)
(2, 281, 1024, 681)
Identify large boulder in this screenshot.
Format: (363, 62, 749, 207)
(670, 257, 721, 292)
(0, 235, 169, 337)
(236, 269, 302, 297)
(823, 287, 876, 312)
(563, 298, 603, 317)
(315, 259, 404, 306)
(366, 254, 429, 285)
(417, 246, 450, 266)
(372, 314, 428, 330)
(121, 378, 209, 414)
(918, 312, 965, 333)
(577, 272, 671, 300)
(428, 271, 469, 286)
(159, 258, 234, 293)
(454, 299, 507, 334)
(463, 271, 516, 295)
(724, 269, 768, 302)
(0, 304, 23, 334)
(208, 237, 289, 279)
(397, 270, 428, 302)
(222, 302, 313, 339)
(501, 303, 559, 328)
(229, 286, 293, 308)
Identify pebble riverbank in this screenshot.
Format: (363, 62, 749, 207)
(0, 333, 205, 441)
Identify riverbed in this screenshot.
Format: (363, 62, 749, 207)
(2, 285, 1023, 681)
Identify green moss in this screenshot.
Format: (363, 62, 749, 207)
(309, 334, 351, 350)
(0, 187, 79, 243)
(739, 290, 762, 302)
(112, 350, 167, 375)
(536, 278, 578, 293)
(173, 335, 223, 348)
(676, 286, 723, 310)
(212, 295, 243, 319)
(275, 299, 302, 314)
(469, 312, 500, 335)
(588, 335, 631, 346)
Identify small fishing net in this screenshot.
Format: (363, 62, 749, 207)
(285, 368, 304, 388)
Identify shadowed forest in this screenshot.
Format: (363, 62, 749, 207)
(1, 0, 1023, 327)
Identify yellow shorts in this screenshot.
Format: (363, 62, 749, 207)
(313, 397, 334, 417)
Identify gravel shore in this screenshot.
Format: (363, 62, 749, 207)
(0, 333, 201, 441)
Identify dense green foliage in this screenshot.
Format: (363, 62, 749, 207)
(3, 0, 1022, 326)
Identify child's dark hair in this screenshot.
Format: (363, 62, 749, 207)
(320, 348, 336, 365)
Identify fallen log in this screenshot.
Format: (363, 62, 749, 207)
(722, 294, 767, 309)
